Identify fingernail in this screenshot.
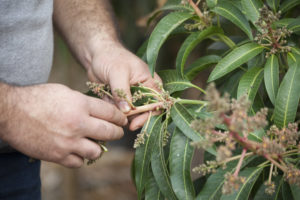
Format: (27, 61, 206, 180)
(119, 101, 131, 113)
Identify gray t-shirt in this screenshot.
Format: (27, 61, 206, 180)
(0, 0, 54, 152)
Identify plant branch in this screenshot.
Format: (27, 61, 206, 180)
(234, 148, 247, 177)
(125, 102, 164, 116)
(188, 0, 204, 19)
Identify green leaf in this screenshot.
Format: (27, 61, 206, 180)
(287, 19, 300, 35)
(241, 0, 263, 25)
(280, 0, 300, 13)
(267, 0, 281, 11)
(290, 183, 300, 199)
(264, 54, 279, 105)
(170, 103, 217, 155)
(207, 0, 218, 8)
(147, 11, 194, 76)
(185, 55, 221, 81)
(170, 128, 195, 200)
(212, 1, 253, 39)
(253, 175, 283, 200)
(248, 53, 265, 69)
(158, 70, 205, 94)
(151, 121, 178, 200)
(274, 53, 300, 128)
(248, 128, 266, 142)
(221, 167, 263, 200)
(282, 182, 294, 200)
(273, 18, 297, 28)
(237, 66, 264, 104)
(145, 171, 164, 200)
(176, 27, 224, 77)
(218, 70, 244, 98)
(208, 43, 264, 82)
(134, 115, 163, 199)
(196, 161, 238, 200)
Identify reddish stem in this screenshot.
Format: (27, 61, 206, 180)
(234, 148, 247, 177)
(188, 0, 204, 19)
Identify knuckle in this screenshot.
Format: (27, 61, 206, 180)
(86, 146, 101, 160)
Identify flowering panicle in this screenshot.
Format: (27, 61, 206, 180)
(190, 83, 300, 195)
(254, 5, 292, 57)
(192, 160, 218, 175)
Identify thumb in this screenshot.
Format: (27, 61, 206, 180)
(109, 71, 132, 113)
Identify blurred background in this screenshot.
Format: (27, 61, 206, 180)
(42, 1, 207, 199)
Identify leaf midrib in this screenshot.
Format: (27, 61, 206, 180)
(138, 116, 161, 192)
(246, 68, 263, 99)
(283, 65, 297, 127)
(233, 168, 262, 200)
(214, 45, 262, 79)
(157, 124, 177, 200)
(215, 6, 248, 33)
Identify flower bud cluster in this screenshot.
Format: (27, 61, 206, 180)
(254, 5, 292, 57)
(258, 137, 285, 157)
(86, 81, 110, 98)
(134, 130, 148, 148)
(264, 181, 276, 195)
(222, 173, 246, 194)
(284, 165, 300, 187)
(192, 160, 218, 175)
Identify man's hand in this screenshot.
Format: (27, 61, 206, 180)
(0, 83, 127, 168)
(53, 0, 162, 130)
(87, 44, 162, 131)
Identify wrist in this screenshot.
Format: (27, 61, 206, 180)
(0, 83, 19, 140)
(83, 36, 124, 69)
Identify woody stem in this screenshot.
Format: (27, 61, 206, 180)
(125, 102, 164, 117)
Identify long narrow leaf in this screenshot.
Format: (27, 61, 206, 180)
(151, 121, 178, 200)
(208, 43, 264, 82)
(134, 115, 163, 199)
(170, 103, 217, 155)
(185, 55, 221, 81)
(147, 12, 193, 76)
(287, 19, 300, 35)
(145, 171, 164, 200)
(254, 176, 283, 200)
(264, 54, 279, 105)
(176, 27, 224, 77)
(280, 0, 300, 13)
(267, 0, 281, 11)
(237, 66, 264, 105)
(158, 70, 204, 94)
(290, 183, 300, 199)
(241, 0, 263, 25)
(212, 1, 253, 39)
(221, 167, 263, 200)
(170, 128, 195, 200)
(274, 53, 300, 128)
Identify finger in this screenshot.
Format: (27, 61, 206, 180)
(87, 68, 101, 82)
(102, 95, 116, 105)
(84, 117, 124, 141)
(60, 154, 84, 168)
(71, 138, 101, 160)
(142, 72, 163, 92)
(129, 111, 161, 131)
(109, 68, 132, 113)
(87, 96, 128, 126)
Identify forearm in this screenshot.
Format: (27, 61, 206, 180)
(53, 0, 121, 69)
